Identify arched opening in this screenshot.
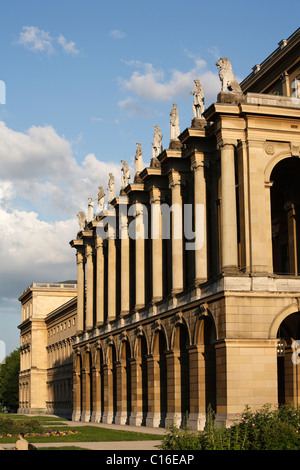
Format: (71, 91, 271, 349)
(136, 335, 148, 425)
(97, 348, 104, 421)
(120, 340, 132, 423)
(195, 314, 217, 414)
(271, 157, 300, 275)
(87, 351, 93, 418)
(203, 317, 217, 413)
(277, 312, 300, 406)
(77, 354, 83, 417)
(153, 330, 167, 426)
(173, 323, 190, 423)
(106, 343, 117, 422)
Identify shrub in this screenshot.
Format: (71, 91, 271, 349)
(0, 416, 45, 437)
(159, 403, 300, 450)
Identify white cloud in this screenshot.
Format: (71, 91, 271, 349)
(118, 53, 220, 106)
(57, 34, 80, 55)
(16, 26, 80, 56)
(0, 207, 76, 269)
(0, 121, 121, 220)
(109, 29, 127, 39)
(17, 26, 54, 54)
(0, 121, 125, 317)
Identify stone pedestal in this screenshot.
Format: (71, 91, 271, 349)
(191, 117, 206, 129)
(217, 91, 244, 104)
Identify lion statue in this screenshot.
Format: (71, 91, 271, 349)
(216, 58, 242, 93)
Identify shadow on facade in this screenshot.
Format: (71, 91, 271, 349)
(46, 360, 73, 419)
(72, 313, 217, 429)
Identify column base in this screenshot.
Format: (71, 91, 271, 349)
(146, 412, 165, 428)
(165, 412, 181, 428)
(115, 411, 128, 425)
(215, 412, 238, 428)
(102, 411, 114, 424)
(91, 411, 102, 423)
(72, 410, 81, 422)
(187, 413, 206, 431)
(129, 412, 143, 426)
(221, 266, 240, 275)
(80, 411, 91, 422)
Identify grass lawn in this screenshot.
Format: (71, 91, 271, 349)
(0, 414, 163, 445)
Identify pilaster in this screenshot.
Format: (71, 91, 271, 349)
(169, 171, 184, 294)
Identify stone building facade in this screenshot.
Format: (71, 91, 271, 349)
(18, 29, 300, 428)
(18, 282, 77, 416)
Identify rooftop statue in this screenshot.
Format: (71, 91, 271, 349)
(216, 58, 242, 93)
(97, 186, 105, 213)
(152, 125, 163, 157)
(121, 159, 130, 189)
(190, 79, 205, 118)
(134, 143, 143, 183)
(170, 103, 180, 142)
(107, 173, 115, 205)
(77, 211, 86, 232)
(87, 197, 94, 223)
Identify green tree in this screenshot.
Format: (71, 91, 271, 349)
(0, 348, 20, 410)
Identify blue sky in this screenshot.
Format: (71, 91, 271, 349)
(0, 0, 299, 356)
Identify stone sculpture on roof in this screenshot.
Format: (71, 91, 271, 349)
(87, 197, 94, 223)
(134, 142, 143, 183)
(97, 186, 105, 213)
(190, 79, 205, 119)
(170, 103, 180, 142)
(152, 125, 163, 158)
(216, 57, 242, 93)
(121, 159, 130, 190)
(107, 173, 115, 205)
(77, 211, 86, 232)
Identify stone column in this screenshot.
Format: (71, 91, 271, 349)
(102, 363, 114, 424)
(72, 371, 81, 421)
(150, 188, 163, 302)
(187, 345, 206, 431)
(285, 202, 298, 274)
(145, 354, 161, 427)
(135, 203, 145, 310)
(107, 225, 116, 322)
(191, 153, 207, 284)
(129, 357, 143, 426)
(90, 365, 101, 422)
(80, 365, 91, 422)
(281, 71, 290, 96)
(165, 350, 181, 428)
(237, 140, 251, 273)
(120, 213, 130, 316)
(115, 360, 127, 424)
(85, 244, 94, 331)
(95, 236, 104, 327)
(169, 171, 184, 294)
(220, 141, 238, 273)
(76, 249, 85, 335)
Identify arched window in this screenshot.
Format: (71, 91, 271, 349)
(271, 157, 300, 275)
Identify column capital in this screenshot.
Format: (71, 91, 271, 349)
(168, 170, 181, 189)
(190, 152, 206, 171)
(85, 243, 94, 258)
(217, 139, 237, 150)
(76, 250, 85, 264)
(149, 186, 162, 204)
(95, 236, 104, 249)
